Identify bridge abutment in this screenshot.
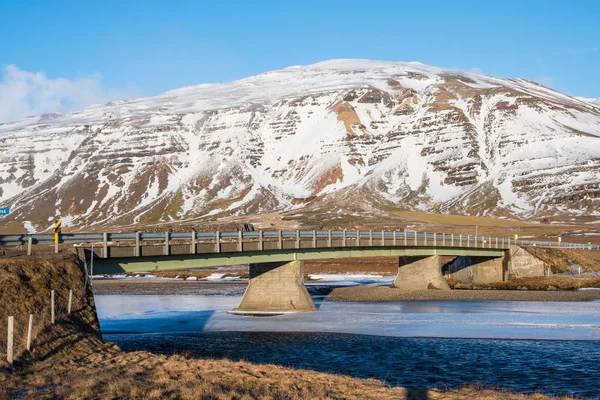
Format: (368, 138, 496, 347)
(234, 260, 316, 314)
(391, 256, 450, 290)
(445, 255, 507, 285)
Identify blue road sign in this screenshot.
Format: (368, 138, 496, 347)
(0, 207, 10, 215)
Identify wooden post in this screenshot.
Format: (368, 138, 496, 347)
(102, 232, 108, 258)
(259, 230, 264, 251)
(135, 232, 141, 257)
(68, 289, 73, 315)
(381, 230, 385, 246)
(489, 236, 492, 248)
(277, 230, 282, 250)
(459, 235, 463, 247)
(191, 231, 196, 254)
(51, 290, 55, 325)
(474, 235, 478, 248)
(393, 230, 397, 246)
(164, 232, 170, 256)
(27, 314, 33, 352)
(328, 230, 332, 248)
(356, 230, 360, 247)
(296, 230, 300, 249)
(495, 237, 498, 248)
(414, 231, 417, 246)
(312, 230, 317, 248)
(215, 231, 220, 253)
(7, 316, 14, 367)
(342, 230, 346, 247)
(404, 229, 408, 246)
(451, 234, 454, 246)
(442, 233, 446, 246)
(467, 235, 470, 247)
(27, 236, 33, 256)
(239, 231, 243, 252)
(369, 231, 373, 247)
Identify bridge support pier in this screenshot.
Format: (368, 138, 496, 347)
(391, 256, 450, 290)
(234, 260, 316, 314)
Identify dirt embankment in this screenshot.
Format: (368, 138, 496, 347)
(2, 254, 576, 399)
(523, 247, 600, 273)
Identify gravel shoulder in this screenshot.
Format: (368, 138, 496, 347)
(326, 286, 600, 302)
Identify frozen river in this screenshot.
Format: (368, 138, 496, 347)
(96, 284, 600, 398)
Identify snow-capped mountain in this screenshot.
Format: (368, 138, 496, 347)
(1, 59, 599, 231)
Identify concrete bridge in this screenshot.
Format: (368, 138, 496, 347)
(1, 229, 594, 314)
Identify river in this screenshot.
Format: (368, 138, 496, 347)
(95, 282, 600, 398)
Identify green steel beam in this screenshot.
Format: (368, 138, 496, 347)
(91, 246, 506, 274)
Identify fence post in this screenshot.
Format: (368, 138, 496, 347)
(102, 232, 108, 258)
(68, 289, 73, 315)
(239, 231, 243, 252)
(489, 236, 492, 248)
(414, 231, 417, 246)
(356, 230, 360, 247)
(451, 234, 454, 247)
(191, 231, 196, 254)
(27, 314, 33, 352)
(459, 235, 463, 247)
(7, 316, 14, 367)
(467, 235, 470, 247)
(51, 290, 55, 325)
(369, 231, 373, 247)
(312, 230, 317, 248)
(27, 236, 33, 256)
(442, 233, 446, 246)
(393, 230, 397, 246)
(215, 231, 220, 253)
(277, 230, 282, 250)
(424, 233, 427, 246)
(381, 230, 385, 246)
(342, 230, 346, 247)
(328, 230, 332, 248)
(296, 230, 300, 249)
(260, 230, 264, 251)
(404, 229, 408, 246)
(433, 233, 436, 247)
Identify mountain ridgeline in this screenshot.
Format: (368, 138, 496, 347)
(1, 60, 599, 231)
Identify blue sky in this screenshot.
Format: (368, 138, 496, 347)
(0, 0, 598, 121)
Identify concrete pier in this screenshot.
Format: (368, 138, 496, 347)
(392, 256, 450, 290)
(234, 260, 316, 314)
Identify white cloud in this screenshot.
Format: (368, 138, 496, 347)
(0, 65, 136, 123)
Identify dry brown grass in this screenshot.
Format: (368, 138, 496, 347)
(481, 275, 600, 291)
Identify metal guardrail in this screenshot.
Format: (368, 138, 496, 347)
(0, 229, 598, 251)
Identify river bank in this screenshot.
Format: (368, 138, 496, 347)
(327, 286, 600, 302)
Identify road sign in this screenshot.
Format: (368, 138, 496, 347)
(54, 220, 62, 244)
(0, 207, 9, 215)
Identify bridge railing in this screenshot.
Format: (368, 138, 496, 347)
(1, 229, 599, 258)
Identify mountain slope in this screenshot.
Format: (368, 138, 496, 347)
(1, 59, 599, 231)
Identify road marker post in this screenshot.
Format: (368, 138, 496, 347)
(54, 219, 62, 253)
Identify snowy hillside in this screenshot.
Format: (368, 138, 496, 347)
(1, 59, 599, 231)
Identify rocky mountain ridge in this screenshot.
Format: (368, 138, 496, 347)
(1, 59, 599, 231)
